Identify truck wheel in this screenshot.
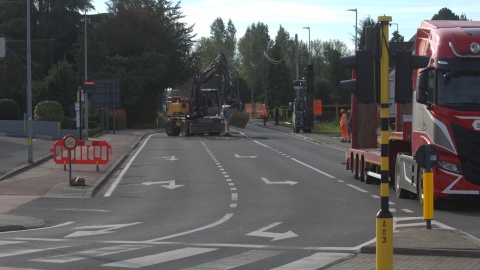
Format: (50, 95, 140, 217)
(395, 160, 409, 198)
(166, 121, 175, 136)
(172, 126, 181, 136)
(418, 168, 425, 206)
(417, 169, 442, 209)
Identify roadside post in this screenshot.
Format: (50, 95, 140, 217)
(376, 15, 393, 270)
(414, 144, 439, 229)
(62, 134, 84, 186)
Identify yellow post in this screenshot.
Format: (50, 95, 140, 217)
(376, 15, 393, 270)
(423, 171, 434, 220)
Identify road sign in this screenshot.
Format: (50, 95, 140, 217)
(63, 134, 77, 150)
(414, 144, 439, 169)
(82, 80, 96, 93)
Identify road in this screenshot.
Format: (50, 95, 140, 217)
(1, 124, 479, 269)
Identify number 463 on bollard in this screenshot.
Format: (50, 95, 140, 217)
(414, 144, 439, 229)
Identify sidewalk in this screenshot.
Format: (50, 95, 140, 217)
(1, 124, 480, 269)
(0, 129, 155, 228)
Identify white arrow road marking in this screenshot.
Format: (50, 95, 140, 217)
(142, 180, 183, 189)
(161, 156, 179, 161)
(234, 154, 257, 158)
(65, 222, 142, 238)
(261, 177, 297, 185)
(247, 222, 298, 241)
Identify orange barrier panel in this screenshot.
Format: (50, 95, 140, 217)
(51, 140, 112, 165)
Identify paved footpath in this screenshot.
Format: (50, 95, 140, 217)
(1, 125, 480, 269)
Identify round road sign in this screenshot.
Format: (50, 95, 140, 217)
(63, 134, 78, 150)
(414, 144, 439, 169)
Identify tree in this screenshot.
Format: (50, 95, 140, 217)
(238, 22, 271, 104)
(357, 16, 376, 50)
(432, 7, 468, 20)
(267, 26, 293, 107)
(390, 31, 404, 42)
(194, 17, 237, 84)
(33, 59, 78, 117)
(92, 0, 196, 126)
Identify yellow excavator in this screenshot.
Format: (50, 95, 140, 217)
(164, 53, 249, 136)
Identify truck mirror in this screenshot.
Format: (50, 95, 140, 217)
(416, 71, 428, 104)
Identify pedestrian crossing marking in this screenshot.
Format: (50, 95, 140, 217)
(270, 252, 353, 270)
(182, 250, 282, 270)
(31, 245, 148, 263)
(0, 246, 69, 258)
(102, 247, 217, 268)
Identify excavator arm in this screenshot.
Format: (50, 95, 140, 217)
(191, 53, 241, 118)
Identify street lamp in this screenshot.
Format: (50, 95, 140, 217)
(389, 22, 399, 38)
(347, 8, 357, 51)
(302, 26, 310, 64)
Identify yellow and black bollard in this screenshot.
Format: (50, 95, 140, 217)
(376, 15, 393, 270)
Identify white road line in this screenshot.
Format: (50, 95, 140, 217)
(401, 209, 414, 213)
(346, 184, 368, 193)
(0, 240, 24, 245)
(183, 250, 282, 270)
(102, 247, 217, 268)
(290, 158, 336, 179)
(271, 252, 353, 270)
(55, 208, 109, 212)
(146, 213, 233, 242)
(105, 134, 155, 197)
(31, 245, 147, 263)
(0, 221, 74, 234)
(0, 246, 69, 258)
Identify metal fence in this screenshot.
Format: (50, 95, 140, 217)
(268, 104, 350, 123)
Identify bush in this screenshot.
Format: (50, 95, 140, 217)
(34, 100, 64, 122)
(61, 117, 76, 129)
(0, 99, 22, 120)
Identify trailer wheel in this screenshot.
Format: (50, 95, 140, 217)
(395, 158, 409, 198)
(363, 162, 375, 184)
(353, 155, 359, 179)
(360, 158, 365, 182)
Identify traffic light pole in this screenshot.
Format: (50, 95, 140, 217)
(376, 15, 393, 270)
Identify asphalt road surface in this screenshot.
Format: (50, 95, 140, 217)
(1, 124, 479, 269)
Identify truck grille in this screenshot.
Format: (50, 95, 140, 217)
(450, 123, 480, 186)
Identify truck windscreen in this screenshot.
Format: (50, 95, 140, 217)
(436, 70, 480, 107)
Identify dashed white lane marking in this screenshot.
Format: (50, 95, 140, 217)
(346, 184, 368, 193)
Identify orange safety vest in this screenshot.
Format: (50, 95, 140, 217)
(262, 109, 268, 117)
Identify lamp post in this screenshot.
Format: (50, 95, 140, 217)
(347, 8, 358, 51)
(302, 26, 310, 64)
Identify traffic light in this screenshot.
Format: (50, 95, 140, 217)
(340, 50, 375, 103)
(394, 50, 430, 104)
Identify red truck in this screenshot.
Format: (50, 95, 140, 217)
(346, 20, 480, 207)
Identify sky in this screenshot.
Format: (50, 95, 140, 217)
(90, 0, 480, 51)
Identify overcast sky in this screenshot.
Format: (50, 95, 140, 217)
(90, 0, 480, 51)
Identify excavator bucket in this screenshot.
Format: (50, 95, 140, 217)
(226, 109, 249, 129)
